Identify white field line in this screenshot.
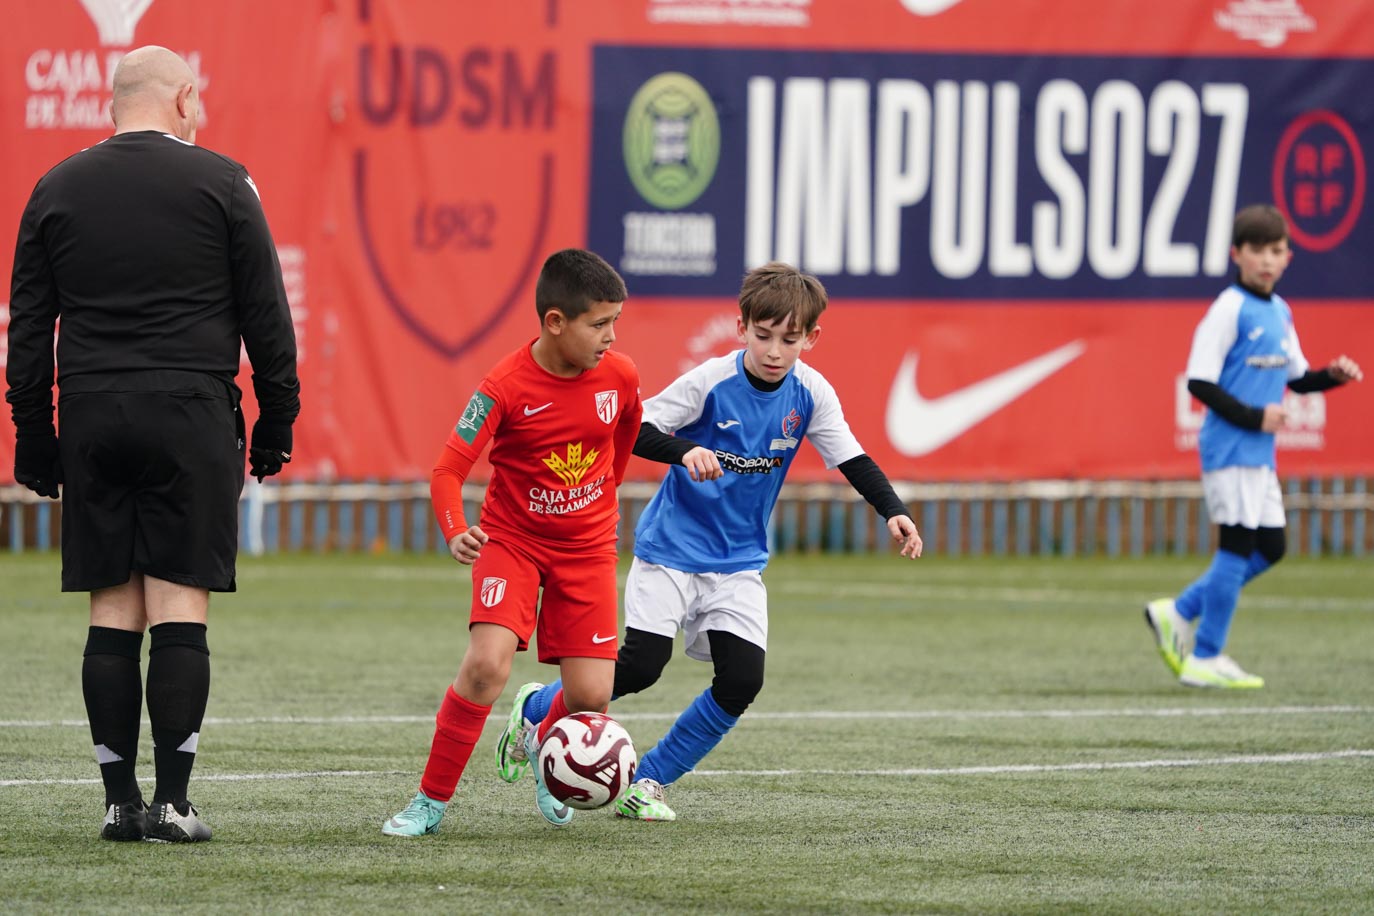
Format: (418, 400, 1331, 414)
(4, 751, 1370, 789)
(695, 749, 1374, 777)
(2, 704, 1369, 729)
(235, 566, 1374, 612)
(1, 770, 403, 788)
(764, 581, 1374, 613)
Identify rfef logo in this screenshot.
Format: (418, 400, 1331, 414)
(1272, 110, 1365, 253)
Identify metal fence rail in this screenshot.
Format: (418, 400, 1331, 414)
(3, 478, 1370, 557)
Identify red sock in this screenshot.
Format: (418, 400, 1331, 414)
(535, 689, 570, 743)
(419, 687, 489, 803)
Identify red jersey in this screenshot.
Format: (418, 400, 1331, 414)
(433, 340, 642, 549)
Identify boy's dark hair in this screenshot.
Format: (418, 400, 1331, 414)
(738, 262, 827, 332)
(535, 249, 627, 321)
(1232, 204, 1288, 248)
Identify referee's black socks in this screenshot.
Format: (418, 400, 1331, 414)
(82, 626, 145, 807)
(147, 622, 210, 814)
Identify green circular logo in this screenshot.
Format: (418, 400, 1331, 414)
(622, 72, 720, 210)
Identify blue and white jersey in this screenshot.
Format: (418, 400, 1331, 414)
(633, 351, 864, 573)
(1186, 284, 1309, 471)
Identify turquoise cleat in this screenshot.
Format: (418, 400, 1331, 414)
(382, 791, 446, 837)
(524, 727, 572, 826)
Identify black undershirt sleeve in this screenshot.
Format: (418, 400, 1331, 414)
(633, 421, 700, 466)
(1287, 368, 1343, 394)
(1187, 379, 1264, 431)
(838, 454, 911, 521)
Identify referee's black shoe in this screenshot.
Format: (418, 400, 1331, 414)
(101, 799, 149, 841)
(145, 802, 213, 843)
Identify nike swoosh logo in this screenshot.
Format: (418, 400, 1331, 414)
(886, 340, 1086, 457)
(524, 403, 553, 416)
(716, 420, 740, 429)
(591, 633, 615, 644)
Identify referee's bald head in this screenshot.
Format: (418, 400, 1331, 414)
(111, 46, 200, 142)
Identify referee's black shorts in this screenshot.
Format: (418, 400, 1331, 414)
(57, 370, 246, 593)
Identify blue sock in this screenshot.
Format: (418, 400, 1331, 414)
(1175, 576, 1205, 621)
(522, 680, 560, 724)
(522, 678, 624, 725)
(637, 688, 739, 787)
(1177, 551, 1270, 622)
(1192, 550, 1249, 659)
(1242, 550, 1272, 584)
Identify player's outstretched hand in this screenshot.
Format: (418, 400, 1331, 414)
(888, 515, 922, 558)
(1329, 355, 1363, 383)
(447, 525, 488, 565)
(681, 446, 723, 482)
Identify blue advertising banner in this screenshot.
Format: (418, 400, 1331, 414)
(589, 46, 1371, 300)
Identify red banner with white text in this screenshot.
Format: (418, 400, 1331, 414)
(3, 0, 1371, 482)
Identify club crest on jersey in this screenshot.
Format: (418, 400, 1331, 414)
(543, 442, 599, 487)
(595, 390, 618, 424)
(480, 577, 507, 607)
(770, 408, 802, 451)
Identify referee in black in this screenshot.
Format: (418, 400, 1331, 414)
(5, 46, 300, 843)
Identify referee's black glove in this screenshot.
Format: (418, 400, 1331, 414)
(14, 433, 63, 499)
(249, 419, 293, 483)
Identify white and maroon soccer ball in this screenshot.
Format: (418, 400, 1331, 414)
(535, 711, 637, 810)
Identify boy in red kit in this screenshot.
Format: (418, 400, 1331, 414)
(382, 249, 642, 835)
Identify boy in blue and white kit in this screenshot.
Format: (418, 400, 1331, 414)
(1145, 204, 1362, 689)
(494, 262, 922, 821)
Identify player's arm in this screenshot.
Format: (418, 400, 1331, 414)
(631, 362, 721, 481)
(802, 369, 920, 557)
(633, 423, 722, 481)
(1288, 355, 1364, 391)
(5, 191, 63, 498)
(1186, 380, 1268, 430)
(432, 390, 499, 564)
(1183, 294, 1282, 431)
(610, 381, 645, 485)
(838, 455, 921, 558)
(229, 168, 301, 480)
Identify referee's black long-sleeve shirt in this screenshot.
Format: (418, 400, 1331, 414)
(6, 130, 300, 438)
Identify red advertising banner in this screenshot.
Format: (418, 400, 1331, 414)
(3, 0, 1371, 482)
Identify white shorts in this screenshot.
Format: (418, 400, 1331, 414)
(622, 557, 768, 662)
(1201, 466, 1286, 529)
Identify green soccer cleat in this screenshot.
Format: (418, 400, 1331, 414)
(1179, 653, 1264, 689)
(524, 727, 572, 827)
(496, 681, 543, 784)
(1144, 598, 1192, 677)
(615, 778, 677, 822)
(381, 791, 447, 837)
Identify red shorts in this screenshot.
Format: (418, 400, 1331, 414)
(469, 535, 619, 663)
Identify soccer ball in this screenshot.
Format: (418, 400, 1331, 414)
(535, 711, 637, 810)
